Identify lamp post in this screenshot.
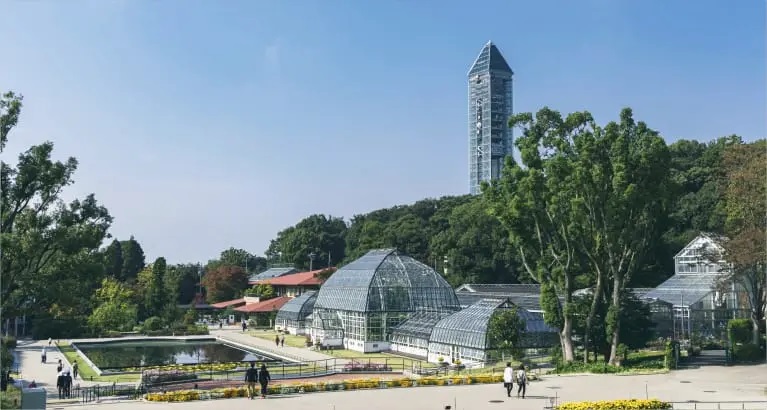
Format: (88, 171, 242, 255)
(309, 252, 317, 271)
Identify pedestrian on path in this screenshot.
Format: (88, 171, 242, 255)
(64, 371, 73, 398)
(274, 335, 279, 346)
(502, 362, 514, 397)
(41, 347, 47, 364)
(57, 359, 63, 374)
(56, 371, 66, 399)
(244, 362, 258, 399)
(280, 335, 285, 347)
(258, 364, 271, 398)
(515, 365, 527, 399)
(48, 338, 52, 346)
(72, 360, 79, 379)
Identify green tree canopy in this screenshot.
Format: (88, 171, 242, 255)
(1, 91, 112, 318)
(487, 308, 525, 359)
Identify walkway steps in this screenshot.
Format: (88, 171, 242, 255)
(679, 349, 728, 369)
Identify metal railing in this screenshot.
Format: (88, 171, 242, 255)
(98, 357, 444, 390)
(48, 383, 144, 403)
(668, 402, 767, 410)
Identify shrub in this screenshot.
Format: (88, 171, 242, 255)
(664, 340, 679, 369)
(557, 399, 672, 410)
(733, 343, 763, 362)
(142, 317, 165, 332)
(1, 337, 17, 349)
(727, 319, 752, 345)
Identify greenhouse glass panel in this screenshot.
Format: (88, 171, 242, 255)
(643, 274, 721, 306)
(430, 299, 504, 349)
(275, 291, 317, 322)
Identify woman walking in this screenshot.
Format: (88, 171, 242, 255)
(258, 364, 271, 399)
(516, 365, 527, 399)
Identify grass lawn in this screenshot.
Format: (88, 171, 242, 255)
(0, 385, 21, 409)
(57, 343, 139, 383)
(249, 330, 307, 349)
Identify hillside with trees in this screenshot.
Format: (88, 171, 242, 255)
(2, 90, 763, 365)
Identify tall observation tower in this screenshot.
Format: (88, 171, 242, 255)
(467, 41, 514, 195)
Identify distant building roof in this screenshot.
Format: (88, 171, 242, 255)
(210, 298, 246, 309)
(248, 267, 299, 283)
(234, 296, 292, 313)
(642, 274, 722, 307)
(257, 268, 335, 287)
(455, 283, 541, 295)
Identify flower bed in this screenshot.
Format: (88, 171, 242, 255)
(557, 399, 672, 410)
(142, 370, 198, 385)
(145, 374, 505, 402)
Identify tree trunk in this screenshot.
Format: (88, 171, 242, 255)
(584, 274, 604, 363)
(751, 315, 761, 345)
(561, 315, 575, 362)
(608, 275, 622, 366)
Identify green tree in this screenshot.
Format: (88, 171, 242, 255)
(485, 108, 587, 362)
(487, 307, 525, 359)
(165, 264, 201, 305)
(266, 214, 347, 269)
(430, 197, 519, 286)
(244, 283, 275, 300)
(103, 239, 123, 278)
(145, 257, 168, 319)
(1, 91, 112, 319)
(88, 278, 138, 333)
(719, 140, 766, 343)
(120, 236, 145, 282)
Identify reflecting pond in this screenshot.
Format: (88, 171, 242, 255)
(74, 339, 278, 369)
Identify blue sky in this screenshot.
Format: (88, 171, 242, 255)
(2, 0, 764, 264)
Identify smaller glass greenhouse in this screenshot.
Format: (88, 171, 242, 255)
(275, 291, 317, 335)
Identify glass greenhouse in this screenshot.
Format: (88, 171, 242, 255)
(313, 249, 460, 352)
(641, 234, 749, 341)
(427, 298, 558, 365)
(389, 311, 453, 358)
(275, 291, 317, 335)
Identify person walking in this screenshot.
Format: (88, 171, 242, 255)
(258, 364, 271, 399)
(274, 335, 279, 346)
(502, 362, 514, 397)
(280, 335, 285, 347)
(241, 321, 247, 332)
(56, 371, 66, 399)
(72, 361, 79, 379)
(64, 371, 73, 398)
(56, 359, 63, 374)
(516, 365, 527, 399)
(244, 362, 258, 400)
(41, 346, 47, 364)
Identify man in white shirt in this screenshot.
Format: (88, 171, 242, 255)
(502, 362, 514, 397)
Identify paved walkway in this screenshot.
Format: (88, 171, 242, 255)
(211, 329, 341, 363)
(70, 364, 767, 410)
(12, 339, 100, 402)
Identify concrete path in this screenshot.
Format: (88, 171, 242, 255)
(211, 329, 341, 363)
(70, 364, 767, 410)
(12, 339, 100, 403)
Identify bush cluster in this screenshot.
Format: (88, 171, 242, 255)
(557, 399, 672, 410)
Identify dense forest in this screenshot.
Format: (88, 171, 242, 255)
(2, 91, 764, 365)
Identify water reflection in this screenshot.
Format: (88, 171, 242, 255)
(76, 340, 273, 369)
